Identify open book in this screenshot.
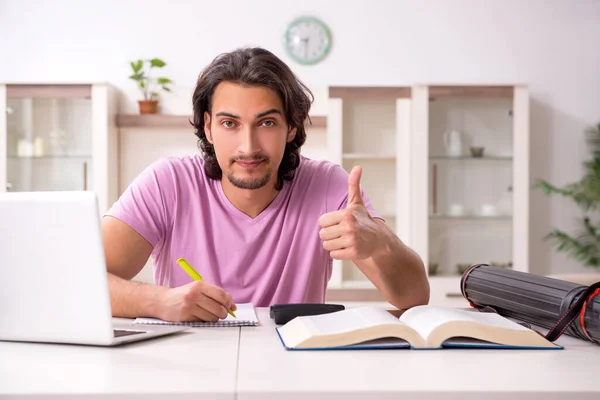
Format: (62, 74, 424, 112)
(134, 303, 258, 327)
(276, 305, 562, 350)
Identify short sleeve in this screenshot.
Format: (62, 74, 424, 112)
(325, 164, 382, 219)
(104, 158, 176, 248)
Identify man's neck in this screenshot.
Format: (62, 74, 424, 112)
(221, 177, 281, 219)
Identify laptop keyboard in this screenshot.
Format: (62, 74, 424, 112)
(114, 329, 146, 338)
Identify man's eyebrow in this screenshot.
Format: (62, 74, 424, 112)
(256, 109, 282, 119)
(215, 111, 240, 119)
(214, 109, 283, 119)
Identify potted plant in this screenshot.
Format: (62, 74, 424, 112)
(536, 122, 600, 284)
(129, 58, 173, 114)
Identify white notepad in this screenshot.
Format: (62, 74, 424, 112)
(134, 303, 259, 327)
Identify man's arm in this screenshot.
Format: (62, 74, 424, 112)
(102, 216, 236, 321)
(319, 165, 430, 310)
(102, 216, 168, 318)
(353, 219, 429, 309)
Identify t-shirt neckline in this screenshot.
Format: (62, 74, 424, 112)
(216, 177, 290, 225)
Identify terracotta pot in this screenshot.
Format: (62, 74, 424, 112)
(138, 99, 158, 114)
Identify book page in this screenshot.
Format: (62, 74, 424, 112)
(302, 307, 403, 335)
(134, 303, 258, 327)
(399, 306, 529, 339)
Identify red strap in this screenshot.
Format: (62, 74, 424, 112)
(544, 281, 600, 343)
(580, 288, 600, 343)
(461, 264, 484, 308)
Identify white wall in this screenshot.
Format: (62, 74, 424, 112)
(2, 0, 599, 275)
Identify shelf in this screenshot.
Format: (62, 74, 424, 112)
(8, 155, 92, 159)
(343, 153, 395, 160)
(7, 84, 92, 99)
(329, 86, 411, 100)
(429, 214, 512, 221)
(116, 114, 327, 129)
(429, 155, 512, 161)
(428, 85, 514, 100)
(427, 273, 464, 280)
(428, 269, 512, 279)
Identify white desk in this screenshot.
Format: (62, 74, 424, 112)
(1, 308, 600, 399)
(0, 320, 240, 399)
(239, 309, 600, 400)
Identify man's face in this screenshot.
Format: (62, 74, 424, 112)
(204, 82, 296, 190)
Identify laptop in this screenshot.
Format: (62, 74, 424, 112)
(0, 191, 188, 346)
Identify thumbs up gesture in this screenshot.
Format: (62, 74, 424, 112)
(318, 166, 380, 261)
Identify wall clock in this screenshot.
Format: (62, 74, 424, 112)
(284, 16, 331, 65)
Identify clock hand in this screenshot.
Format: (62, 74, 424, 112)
(301, 37, 309, 58)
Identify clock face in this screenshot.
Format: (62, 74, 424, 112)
(284, 16, 331, 65)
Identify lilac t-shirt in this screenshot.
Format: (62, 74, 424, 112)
(105, 155, 379, 306)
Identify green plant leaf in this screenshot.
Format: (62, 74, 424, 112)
(135, 60, 143, 72)
(149, 58, 166, 68)
(162, 86, 172, 92)
(536, 121, 600, 269)
(128, 73, 144, 81)
(157, 77, 172, 84)
(545, 228, 600, 267)
(140, 81, 145, 88)
(586, 123, 600, 158)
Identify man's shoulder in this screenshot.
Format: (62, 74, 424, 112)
(297, 156, 339, 178)
(145, 154, 205, 177)
(297, 156, 349, 185)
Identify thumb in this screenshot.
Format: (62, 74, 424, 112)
(347, 165, 364, 207)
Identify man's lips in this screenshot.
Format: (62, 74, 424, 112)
(236, 160, 263, 168)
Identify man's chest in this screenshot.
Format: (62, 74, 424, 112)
(169, 203, 328, 285)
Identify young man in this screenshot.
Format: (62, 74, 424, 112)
(103, 47, 429, 322)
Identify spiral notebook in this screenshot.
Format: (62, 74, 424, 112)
(134, 303, 259, 327)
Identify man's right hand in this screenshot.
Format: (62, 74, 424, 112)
(157, 281, 238, 322)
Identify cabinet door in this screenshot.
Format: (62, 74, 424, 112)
(5, 85, 93, 193)
(412, 85, 529, 298)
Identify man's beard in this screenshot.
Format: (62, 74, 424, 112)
(226, 155, 272, 190)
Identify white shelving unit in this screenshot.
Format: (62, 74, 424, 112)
(325, 87, 412, 296)
(410, 84, 530, 307)
(323, 84, 529, 306)
(0, 84, 119, 214)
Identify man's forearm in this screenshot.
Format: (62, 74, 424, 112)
(355, 220, 430, 309)
(107, 273, 168, 318)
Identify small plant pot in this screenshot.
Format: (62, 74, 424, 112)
(470, 146, 485, 158)
(428, 263, 439, 276)
(138, 100, 158, 114)
(456, 263, 472, 275)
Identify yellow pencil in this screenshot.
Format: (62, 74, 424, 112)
(176, 257, 237, 318)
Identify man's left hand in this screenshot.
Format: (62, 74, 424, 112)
(318, 166, 382, 260)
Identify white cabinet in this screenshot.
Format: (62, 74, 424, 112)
(323, 85, 530, 307)
(410, 85, 530, 306)
(325, 87, 412, 293)
(0, 84, 119, 213)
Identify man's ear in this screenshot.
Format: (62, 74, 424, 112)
(204, 111, 213, 144)
(287, 126, 297, 143)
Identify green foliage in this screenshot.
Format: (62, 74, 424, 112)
(129, 58, 173, 100)
(535, 123, 600, 268)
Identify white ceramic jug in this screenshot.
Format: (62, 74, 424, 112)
(443, 130, 463, 157)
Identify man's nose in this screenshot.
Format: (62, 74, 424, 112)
(239, 126, 261, 154)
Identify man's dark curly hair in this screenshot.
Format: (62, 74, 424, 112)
(191, 47, 314, 187)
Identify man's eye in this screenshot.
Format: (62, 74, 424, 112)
(221, 120, 236, 128)
(261, 120, 275, 127)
